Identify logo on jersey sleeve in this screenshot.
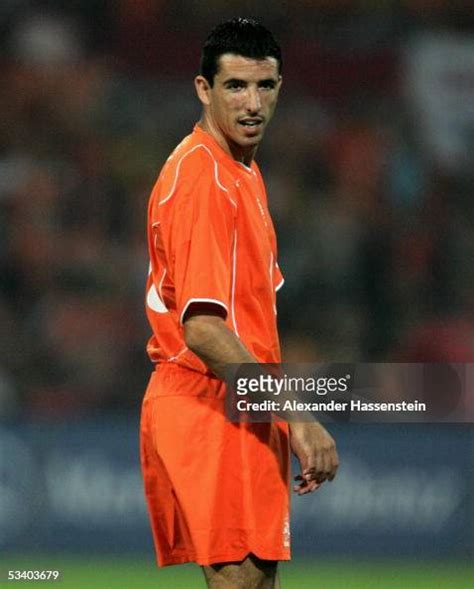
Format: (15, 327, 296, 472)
(146, 283, 168, 313)
(146, 263, 168, 314)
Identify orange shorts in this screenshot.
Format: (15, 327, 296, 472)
(140, 365, 291, 567)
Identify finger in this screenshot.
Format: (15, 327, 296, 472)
(293, 480, 312, 494)
(299, 480, 320, 495)
(294, 474, 308, 489)
(302, 463, 316, 480)
(294, 475, 321, 494)
(293, 474, 305, 492)
(303, 470, 325, 486)
(293, 480, 306, 492)
(305, 462, 327, 484)
(294, 482, 306, 494)
(294, 484, 309, 493)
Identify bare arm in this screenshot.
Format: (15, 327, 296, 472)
(184, 313, 257, 380)
(184, 312, 339, 493)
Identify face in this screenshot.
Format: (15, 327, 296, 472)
(195, 53, 282, 161)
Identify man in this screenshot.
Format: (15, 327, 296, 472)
(141, 18, 339, 588)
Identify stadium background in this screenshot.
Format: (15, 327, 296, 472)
(0, 1, 473, 587)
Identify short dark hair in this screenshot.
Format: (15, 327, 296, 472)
(200, 17, 282, 86)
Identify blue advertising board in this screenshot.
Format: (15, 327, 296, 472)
(0, 419, 472, 558)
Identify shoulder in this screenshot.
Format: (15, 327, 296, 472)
(155, 141, 234, 211)
(160, 136, 205, 182)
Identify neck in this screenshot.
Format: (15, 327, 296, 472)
(199, 114, 256, 167)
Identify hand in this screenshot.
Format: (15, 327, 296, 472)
(289, 421, 339, 495)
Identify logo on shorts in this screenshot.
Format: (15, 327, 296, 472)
(283, 515, 290, 548)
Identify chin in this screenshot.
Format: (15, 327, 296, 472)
(229, 134, 262, 155)
(239, 134, 262, 146)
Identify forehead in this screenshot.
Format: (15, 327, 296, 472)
(216, 53, 279, 81)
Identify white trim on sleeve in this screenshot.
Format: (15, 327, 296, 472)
(275, 277, 285, 291)
(180, 298, 229, 325)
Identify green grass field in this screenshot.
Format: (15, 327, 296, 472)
(1, 557, 472, 588)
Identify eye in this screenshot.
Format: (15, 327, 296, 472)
(226, 80, 245, 91)
(259, 80, 276, 90)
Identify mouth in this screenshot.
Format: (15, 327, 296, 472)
(238, 117, 264, 129)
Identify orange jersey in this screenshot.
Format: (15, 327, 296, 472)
(141, 125, 291, 567)
(145, 124, 284, 377)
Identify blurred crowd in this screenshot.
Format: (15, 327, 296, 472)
(1, 1, 473, 417)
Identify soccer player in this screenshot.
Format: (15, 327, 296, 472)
(140, 18, 339, 589)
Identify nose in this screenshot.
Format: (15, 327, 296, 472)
(246, 86, 261, 113)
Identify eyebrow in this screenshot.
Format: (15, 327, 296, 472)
(222, 77, 277, 86)
(223, 78, 245, 85)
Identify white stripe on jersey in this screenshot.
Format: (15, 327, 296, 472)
(158, 144, 236, 208)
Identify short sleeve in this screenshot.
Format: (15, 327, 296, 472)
(166, 154, 236, 324)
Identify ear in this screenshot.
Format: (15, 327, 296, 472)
(194, 75, 212, 106)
